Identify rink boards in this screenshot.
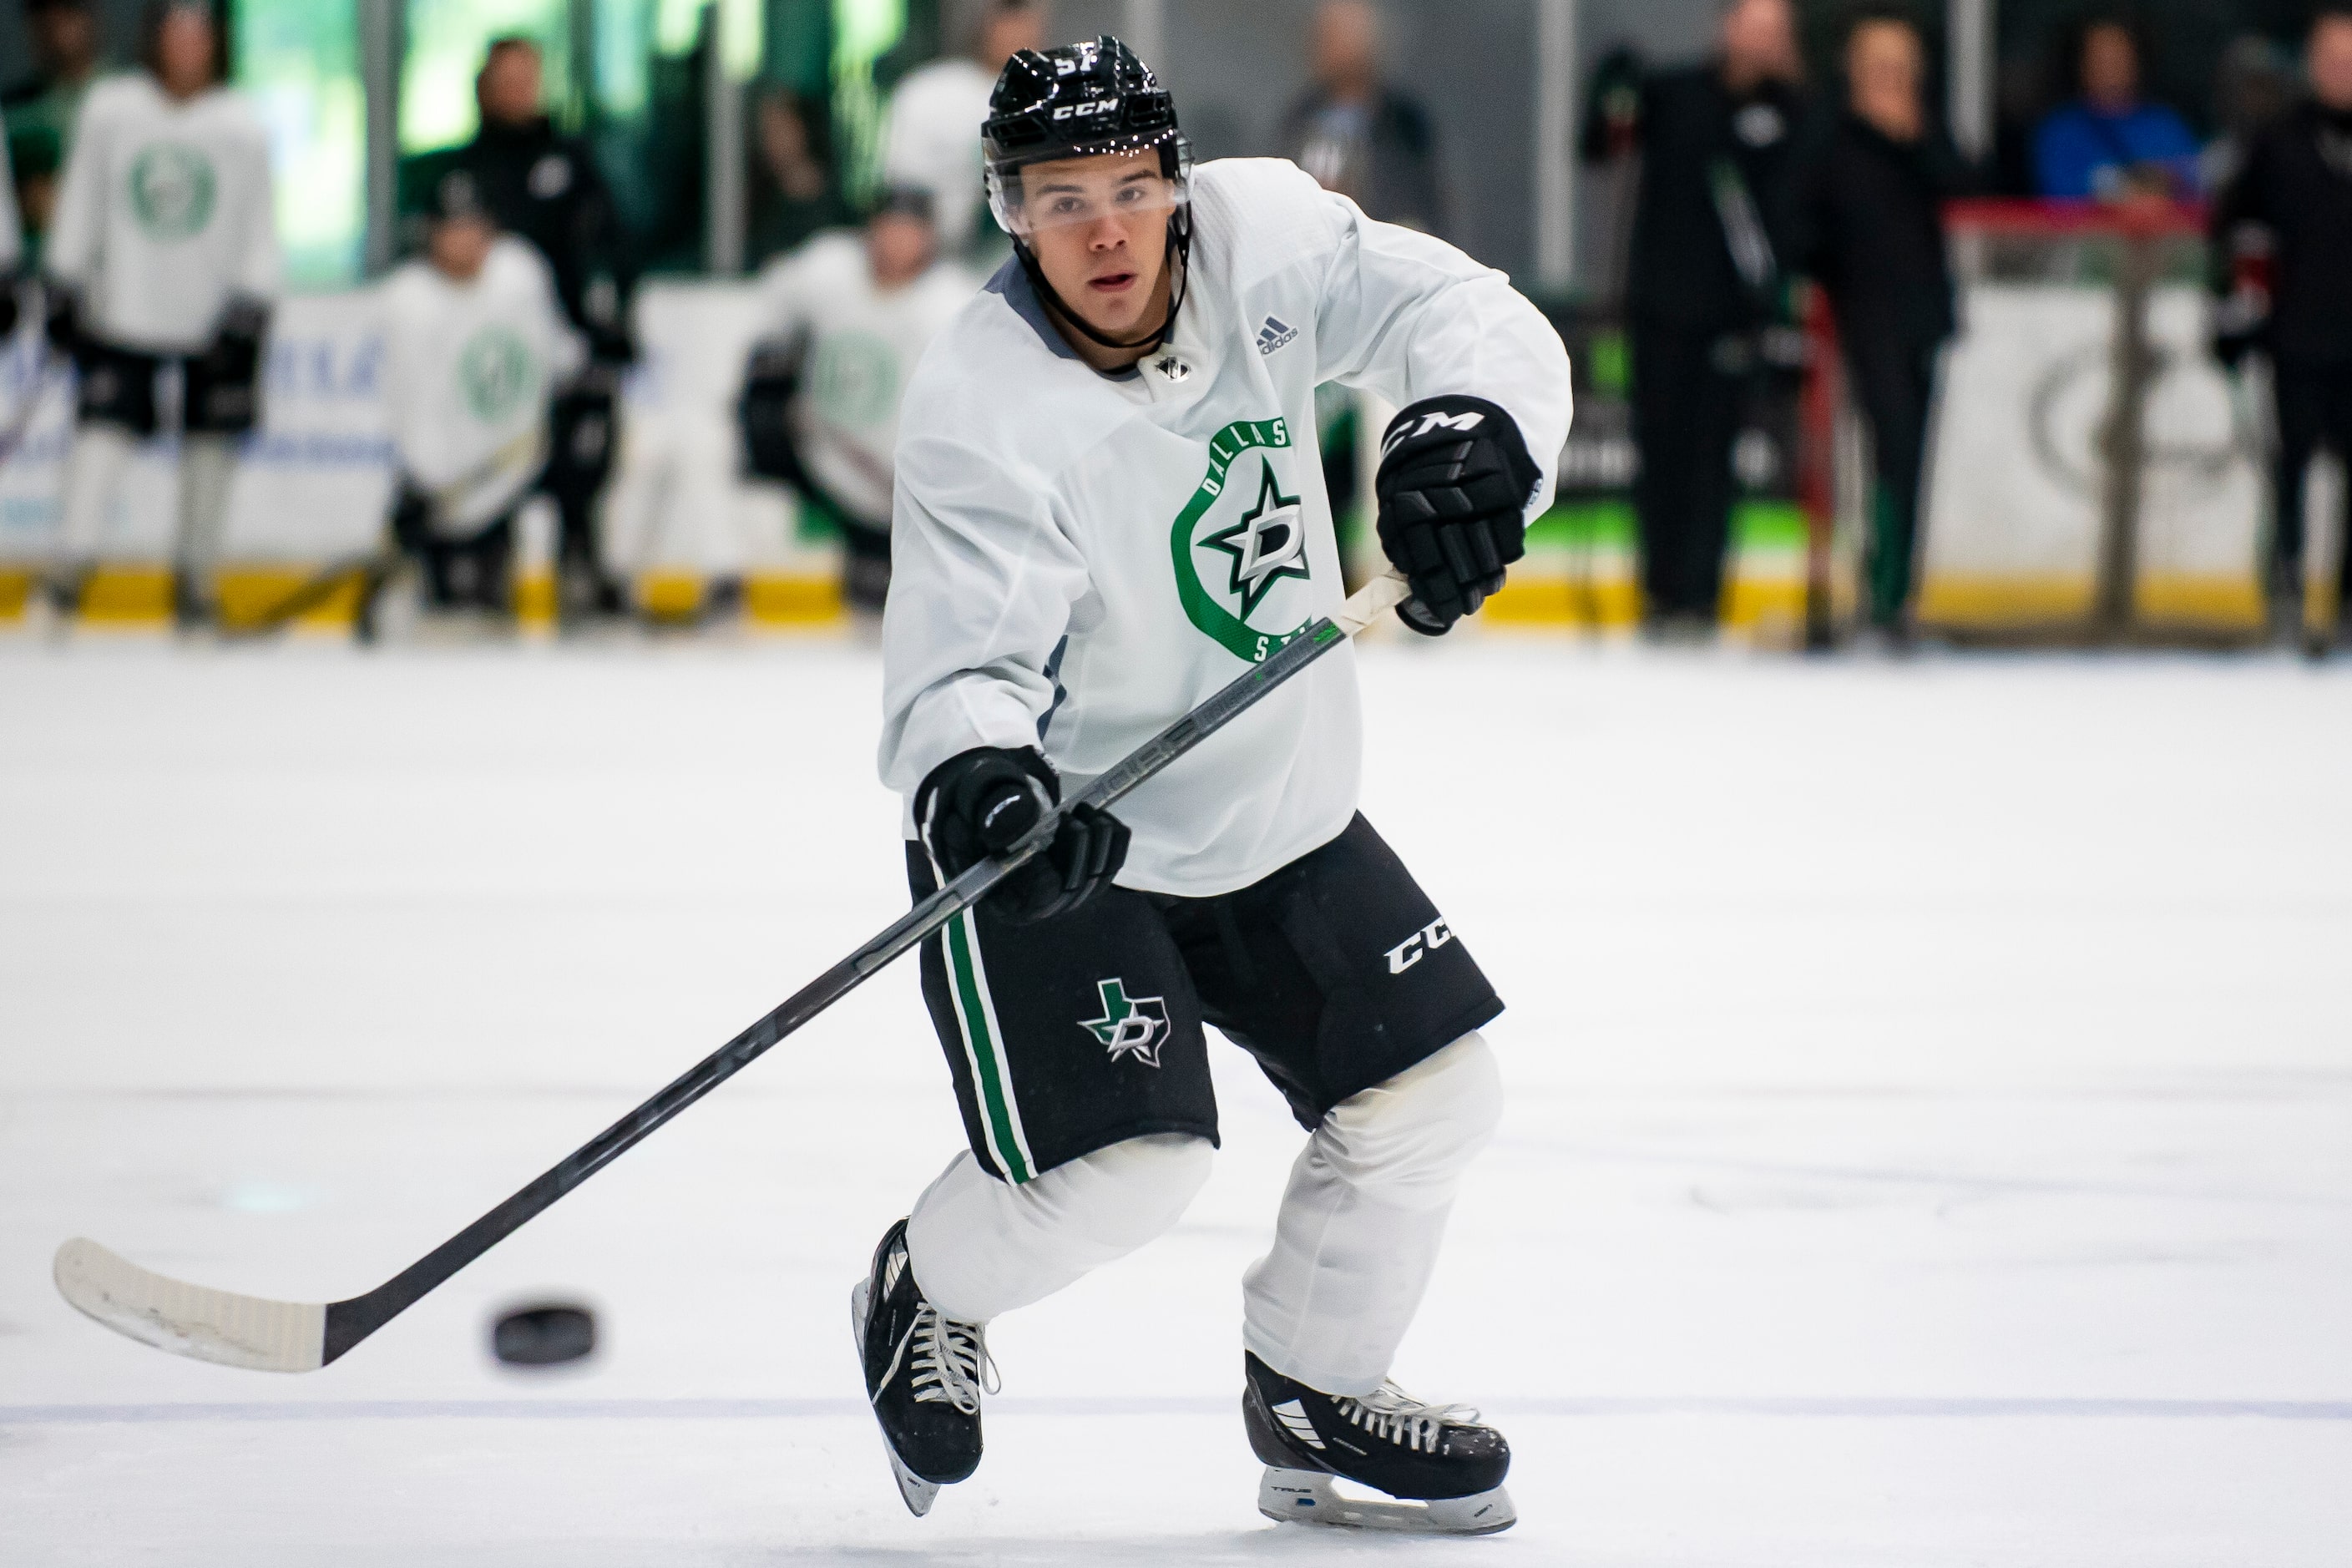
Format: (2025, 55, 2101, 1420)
(0, 284, 840, 628)
(1918, 284, 2267, 635)
(0, 278, 2270, 637)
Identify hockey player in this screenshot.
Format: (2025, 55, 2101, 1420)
(430, 37, 635, 620)
(362, 170, 583, 628)
(738, 187, 976, 615)
(854, 38, 1571, 1534)
(42, 0, 277, 629)
(880, 0, 1043, 259)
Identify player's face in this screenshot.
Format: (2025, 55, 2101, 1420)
(153, 8, 216, 99)
(430, 214, 496, 281)
(1720, 0, 1798, 82)
(1018, 152, 1176, 341)
(1847, 21, 1923, 141)
(2081, 25, 2138, 107)
(480, 45, 544, 126)
(867, 211, 936, 289)
(2312, 18, 2352, 111)
(980, 8, 1044, 68)
(33, 4, 99, 76)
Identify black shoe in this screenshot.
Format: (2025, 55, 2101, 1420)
(1243, 1351, 1515, 1534)
(851, 1218, 989, 1516)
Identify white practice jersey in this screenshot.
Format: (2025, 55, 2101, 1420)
(377, 238, 584, 530)
(753, 230, 978, 528)
(879, 159, 1573, 898)
(46, 75, 279, 352)
(880, 58, 994, 254)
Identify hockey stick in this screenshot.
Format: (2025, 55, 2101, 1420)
(224, 431, 549, 640)
(217, 548, 396, 640)
(0, 336, 55, 467)
(55, 566, 1416, 1372)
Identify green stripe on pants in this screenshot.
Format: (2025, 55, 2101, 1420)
(944, 910, 1032, 1183)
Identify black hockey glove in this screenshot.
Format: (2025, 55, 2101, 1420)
(918, 746, 1129, 924)
(1374, 395, 1541, 636)
(187, 296, 270, 434)
(737, 333, 809, 489)
(43, 282, 80, 358)
(0, 277, 19, 341)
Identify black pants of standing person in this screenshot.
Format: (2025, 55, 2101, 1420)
(2270, 355, 2352, 608)
(546, 381, 622, 617)
(1840, 331, 1941, 630)
(1631, 321, 1743, 624)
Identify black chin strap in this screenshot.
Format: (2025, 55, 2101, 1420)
(1018, 215, 1192, 359)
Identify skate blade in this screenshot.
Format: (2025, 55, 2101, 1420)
(1258, 1467, 1516, 1535)
(848, 1280, 942, 1519)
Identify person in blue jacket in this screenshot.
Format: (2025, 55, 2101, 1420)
(2032, 18, 2200, 199)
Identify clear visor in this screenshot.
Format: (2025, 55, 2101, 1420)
(987, 145, 1191, 238)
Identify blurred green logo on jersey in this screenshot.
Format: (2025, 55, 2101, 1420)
(458, 327, 534, 422)
(128, 144, 215, 240)
(810, 332, 898, 429)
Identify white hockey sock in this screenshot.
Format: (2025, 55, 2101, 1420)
(904, 1132, 1213, 1323)
(1242, 1031, 1502, 1396)
(175, 435, 240, 601)
(58, 424, 137, 576)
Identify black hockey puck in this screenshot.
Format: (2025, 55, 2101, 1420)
(491, 1302, 597, 1367)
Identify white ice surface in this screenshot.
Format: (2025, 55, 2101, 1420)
(3, 632, 2349, 1565)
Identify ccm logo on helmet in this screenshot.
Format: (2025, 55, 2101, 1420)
(1050, 98, 1120, 119)
(1381, 407, 1486, 457)
(1384, 918, 1454, 974)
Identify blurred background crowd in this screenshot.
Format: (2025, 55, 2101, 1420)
(0, 0, 2347, 653)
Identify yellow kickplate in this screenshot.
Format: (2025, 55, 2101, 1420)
(512, 569, 557, 628)
(745, 573, 844, 625)
(2137, 574, 2263, 630)
(79, 568, 175, 623)
(636, 570, 703, 621)
(1482, 573, 1639, 628)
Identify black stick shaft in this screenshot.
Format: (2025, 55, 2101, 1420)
(321, 617, 1348, 1361)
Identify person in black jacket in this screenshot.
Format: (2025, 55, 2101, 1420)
(424, 38, 638, 619)
(1626, 0, 1807, 633)
(1280, 0, 1446, 237)
(1797, 8, 1967, 639)
(2211, 6, 2352, 635)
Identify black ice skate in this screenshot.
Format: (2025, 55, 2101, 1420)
(1243, 1350, 1515, 1535)
(849, 1218, 992, 1516)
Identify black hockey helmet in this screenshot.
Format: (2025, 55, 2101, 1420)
(982, 35, 1191, 239)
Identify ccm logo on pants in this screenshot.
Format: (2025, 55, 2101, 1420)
(1385, 918, 1454, 974)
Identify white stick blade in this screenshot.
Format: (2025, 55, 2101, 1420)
(53, 1237, 326, 1373)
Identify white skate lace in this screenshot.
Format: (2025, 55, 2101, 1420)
(1333, 1382, 1479, 1455)
(877, 1303, 998, 1416)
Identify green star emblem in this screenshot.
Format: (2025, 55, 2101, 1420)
(1201, 458, 1310, 620)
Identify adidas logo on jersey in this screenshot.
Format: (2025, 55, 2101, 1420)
(1256, 316, 1297, 355)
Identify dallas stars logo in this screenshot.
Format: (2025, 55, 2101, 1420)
(1079, 979, 1170, 1068)
(1201, 458, 1309, 619)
